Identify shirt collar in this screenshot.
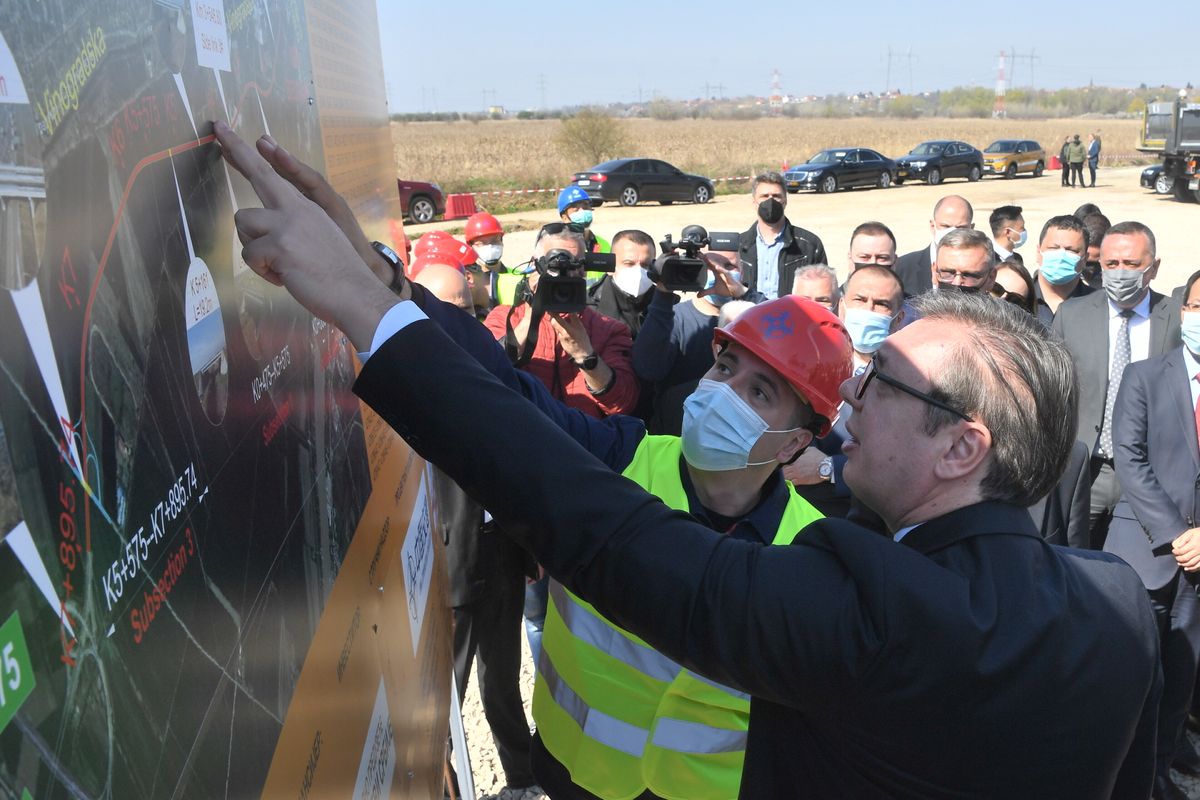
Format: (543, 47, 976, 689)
(1107, 289, 1151, 320)
(1184, 345, 1200, 379)
(679, 458, 788, 545)
(757, 225, 786, 247)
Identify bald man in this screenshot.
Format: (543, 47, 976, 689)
(414, 263, 473, 312)
(893, 195, 974, 296)
(416, 262, 538, 795)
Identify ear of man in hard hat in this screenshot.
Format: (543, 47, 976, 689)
(214, 121, 1160, 799)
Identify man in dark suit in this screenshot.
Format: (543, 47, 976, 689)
(893, 195, 974, 296)
(736, 172, 826, 300)
(1111, 268, 1200, 799)
(216, 121, 1162, 799)
(1051, 221, 1181, 548)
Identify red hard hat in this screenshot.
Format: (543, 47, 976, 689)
(464, 212, 503, 242)
(407, 237, 477, 278)
(413, 230, 454, 259)
(712, 296, 853, 436)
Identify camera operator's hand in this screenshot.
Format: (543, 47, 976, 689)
(699, 254, 747, 300)
(250, 130, 407, 296)
(550, 312, 614, 393)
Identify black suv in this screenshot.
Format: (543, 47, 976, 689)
(894, 141, 984, 185)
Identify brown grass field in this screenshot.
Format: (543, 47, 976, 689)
(390, 117, 1145, 212)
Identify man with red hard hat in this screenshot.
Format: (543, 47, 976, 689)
(464, 211, 507, 313)
(216, 121, 1160, 800)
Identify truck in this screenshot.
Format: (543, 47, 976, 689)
(1139, 91, 1200, 202)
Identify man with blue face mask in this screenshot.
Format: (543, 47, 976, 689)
(1109, 268, 1200, 799)
(558, 185, 608, 254)
(786, 266, 904, 520)
(1052, 220, 1180, 553)
(1031, 214, 1094, 326)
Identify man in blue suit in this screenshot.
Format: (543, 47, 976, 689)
(1112, 267, 1200, 800)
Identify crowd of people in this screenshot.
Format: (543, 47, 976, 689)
(213, 120, 1199, 800)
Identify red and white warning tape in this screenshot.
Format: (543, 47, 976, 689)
(465, 175, 755, 198)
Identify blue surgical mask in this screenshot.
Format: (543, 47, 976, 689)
(568, 209, 593, 227)
(681, 379, 800, 471)
(704, 269, 743, 308)
(1010, 228, 1028, 249)
(842, 307, 894, 354)
(1040, 250, 1082, 285)
(1183, 312, 1200, 355)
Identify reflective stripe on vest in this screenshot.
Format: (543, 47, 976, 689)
(650, 717, 747, 755)
(548, 581, 680, 683)
(537, 647, 650, 758)
(533, 435, 823, 800)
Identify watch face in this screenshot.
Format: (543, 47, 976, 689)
(372, 241, 400, 267)
(819, 459, 833, 478)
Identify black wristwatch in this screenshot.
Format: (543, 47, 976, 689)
(371, 240, 405, 291)
(574, 352, 599, 371)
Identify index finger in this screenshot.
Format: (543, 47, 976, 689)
(212, 120, 295, 209)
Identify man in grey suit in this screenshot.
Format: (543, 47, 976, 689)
(1051, 221, 1181, 549)
(1111, 268, 1200, 800)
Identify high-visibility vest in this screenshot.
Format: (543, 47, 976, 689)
(495, 273, 527, 307)
(532, 435, 821, 800)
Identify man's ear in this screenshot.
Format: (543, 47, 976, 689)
(777, 429, 814, 465)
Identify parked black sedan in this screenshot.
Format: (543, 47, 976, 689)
(783, 148, 897, 194)
(1140, 163, 1175, 194)
(569, 158, 715, 206)
(894, 141, 983, 185)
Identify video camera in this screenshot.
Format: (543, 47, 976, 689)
(649, 226, 741, 292)
(533, 249, 615, 313)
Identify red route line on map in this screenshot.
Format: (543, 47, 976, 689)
(73, 73, 275, 553)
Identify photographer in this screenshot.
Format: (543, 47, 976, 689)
(483, 225, 638, 418)
(634, 240, 765, 435)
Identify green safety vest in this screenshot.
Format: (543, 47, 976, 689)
(532, 435, 822, 800)
(495, 272, 527, 307)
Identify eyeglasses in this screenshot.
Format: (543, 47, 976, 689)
(854, 358, 974, 421)
(988, 284, 1030, 308)
(935, 268, 988, 285)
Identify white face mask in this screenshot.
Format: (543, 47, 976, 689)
(681, 379, 800, 471)
(613, 266, 652, 297)
(932, 225, 954, 247)
(1009, 228, 1028, 249)
(475, 243, 503, 265)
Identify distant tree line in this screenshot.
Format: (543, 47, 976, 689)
(391, 84, 1193, 123)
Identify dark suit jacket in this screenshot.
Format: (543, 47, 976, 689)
(737, 218, 827, 298)
(1110, 347, 1200, 590)
(356, 313, 1160, 799)
(893, 246, 932, 296)
(1051, 289, 1181, 452)
(1027, 439, 1092, 548)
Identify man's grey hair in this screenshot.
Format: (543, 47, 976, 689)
(909, 292, 1076, 506)
(792, 263, 840, 302)
(936, 228, 995, 271)
(751, 172, 786, 195)
(1103, 220, 1156, 260)
(535, 228, 587, 256)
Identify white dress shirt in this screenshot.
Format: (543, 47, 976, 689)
(1107, 291, 1152, 377)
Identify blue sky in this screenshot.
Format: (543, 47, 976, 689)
(376, 0, 1196, 113)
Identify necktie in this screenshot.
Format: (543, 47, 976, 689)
(1194, 374, 1200, 451)
(1099, 309, 1134, 458)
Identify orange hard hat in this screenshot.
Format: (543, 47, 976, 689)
(712, 296, 853, 436)
(464, 212, 503, 242)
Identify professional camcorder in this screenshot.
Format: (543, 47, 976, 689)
(650, 226, 740, 291)
(533, 249, 615, 313)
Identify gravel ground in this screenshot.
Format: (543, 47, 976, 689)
(455, 632, 547, 800)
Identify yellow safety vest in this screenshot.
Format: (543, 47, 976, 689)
(532, 435, 822, 800)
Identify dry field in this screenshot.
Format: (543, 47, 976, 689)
(390, 117, 1146, 207)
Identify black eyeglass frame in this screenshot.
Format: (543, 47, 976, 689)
(855, 358, 974, 422)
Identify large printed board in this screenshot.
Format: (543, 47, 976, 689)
(0, 1, 451, 798)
